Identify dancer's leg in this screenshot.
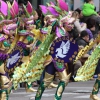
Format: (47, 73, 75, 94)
(0, 90, 9, 100)
(90, 74, 100, 100)
(25, 82, 37, 92)
(0, 75, 12, 100)
(55, 69, 71, 100)
(48, 82, 58, 88)
(35, 62, 56, 100)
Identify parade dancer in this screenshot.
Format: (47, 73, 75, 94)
(16, 1, 37, 92)
(11, 1, 78, 100)
(34, 1, 78, 100)
(0, 33, 12, 100)
(0, 0, 18, 99)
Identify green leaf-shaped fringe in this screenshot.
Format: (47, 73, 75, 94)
(26, 32, 55, 73)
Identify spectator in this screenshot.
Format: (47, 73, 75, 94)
(82, 0, 100, 25)
(74, 54, 89, 77)
(97, 11, 100, 16)
(76, 30, 89, 47)
(86, 18, 97, 39)
(86, 29, 93, 40)
(68, 29, 79, 40)
(82, 0, 97, 17)
(75, 8, 83, 22)
(72, 11, 87, 33)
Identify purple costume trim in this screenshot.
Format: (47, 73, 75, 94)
(40, 29, 48, 34)
(53, 60, 65, 72)
(45, 61, 65, 75)
(17, 41, 26, 49)
(0, 53, 8, 60)
(0, 72, 8, 77)
(0, 36, 6, 42)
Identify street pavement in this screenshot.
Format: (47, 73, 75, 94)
(9, 80, 100, 100)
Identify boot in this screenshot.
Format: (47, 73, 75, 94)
(90, 74, 100, 100)
(25, 82, 37, 92)
(0, 76, 12, 89)
(54, 81, 66, 100)
(0, 75, 12, 100)
(0, 89, 9, 100)
(90, 94, 100, 100)
(54, 69, 71, 100)
(48, 82, 58, 89)
(35, 72, 54, 100)
(7, 86, 13, 94)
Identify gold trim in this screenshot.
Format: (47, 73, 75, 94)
(43, 72, 54, 86)
(5, 45, 23, 73)
(43, 55, 52, 67)
(90, 94, 100, 100)
(22, 56, 30, 63)
(0, 91, 7, 100)
(58, 69, 71, 82)
(0, 63, 5, 74)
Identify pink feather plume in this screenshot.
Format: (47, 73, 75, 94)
(0, 0, 8, 16)
(58, 0, 68, 11)
(26, 1, 33, 14)
(10, 0, 19, 18)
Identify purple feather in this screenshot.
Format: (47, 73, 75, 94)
(17, 41, 26, 49)
(56, 27, 61, 37)
(39, 5, 48, 14)
(0, 36, 6, 42)
(58, 0, 68, 11)
(0, 0, 8, 16)
(47, 7, 59, 16)
(0, 53, 8, 60)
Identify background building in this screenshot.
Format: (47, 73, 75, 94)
(31, 0, 100, 11)
(8, 0, 100, 11)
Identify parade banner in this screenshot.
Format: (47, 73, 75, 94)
(50, 36, 79, 63)
(4, 45, 23, 74)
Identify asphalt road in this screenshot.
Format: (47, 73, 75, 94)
(9, 80, 99, 100)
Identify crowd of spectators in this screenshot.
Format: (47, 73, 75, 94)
(68, 0, 100, 81)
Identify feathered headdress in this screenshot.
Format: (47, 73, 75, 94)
(40, 0, 74, 37)
(10, 0, 19, 18)
(40, 0, 68, 16)
(0, 0, 19, 35)
(22, 1, 35, 18)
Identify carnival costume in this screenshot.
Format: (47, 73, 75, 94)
(0, 0, 19, 99)
(0, 0, 38, 99)
(12, 1, 56, 90)
(17, 1, 77, 100)
(34, 1, 79, 99)
(12, 1, 47, 90)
